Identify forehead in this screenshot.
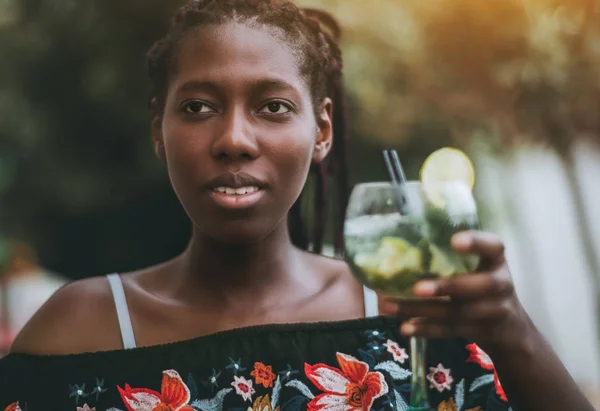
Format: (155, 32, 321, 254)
(170, 22, 309, 94)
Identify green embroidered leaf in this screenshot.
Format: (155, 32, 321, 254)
(454, 379, 465, 410)
(271, 376, 282, 410)
(285, 380, 314, 399)
(358, 349, 376, 368)
(188, 373, 200, 400)
(469, 374, 494, 392)
(191, 388, 233, 411)
(282, 395, 308, 411)
(374, 361, 412, 380)
(393, 389, 410, 411)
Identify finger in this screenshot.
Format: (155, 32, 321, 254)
(452, 231, 506, 268)
(400, 319, 481, 340)
(378, 296, 401, 317)
(396, 299, 457, 320)
(414, 269, 514, 299)
(396, 298, 511, 322)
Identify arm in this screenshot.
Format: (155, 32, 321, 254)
(392, 231, 595, 411)
(487, 323, 594, 411)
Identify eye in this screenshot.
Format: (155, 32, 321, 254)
(182, 101, 215, 114)
(259, 101, 291, 115)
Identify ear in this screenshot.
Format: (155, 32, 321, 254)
(150, 98, 166, 164)
(312, 98, 333, 164)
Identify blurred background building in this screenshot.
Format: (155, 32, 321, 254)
(1, 0, 599, 403)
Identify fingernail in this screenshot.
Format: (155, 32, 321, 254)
(401, 323, 416, 336)
(452, 232, 472, 248)
(414, 281, 437, 297)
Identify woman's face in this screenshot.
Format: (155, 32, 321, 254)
(154, 22, 332, 244)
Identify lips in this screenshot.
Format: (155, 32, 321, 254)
(213, 186, 260, 195)
(207, 172, 267, 210)
(207, 172, 267, 190)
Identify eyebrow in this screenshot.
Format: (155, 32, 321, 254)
(176, 78, 301, 95)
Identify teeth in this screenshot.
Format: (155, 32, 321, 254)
(214, 186, 259, 195)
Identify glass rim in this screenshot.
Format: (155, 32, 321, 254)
(352, 181, 470, 188)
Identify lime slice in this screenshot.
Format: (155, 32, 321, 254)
(419, 147, 476, 207)
(429, 244, 467, 277)
(420, 147, 475, 189)
(379, 237, 412, 254)
(354, 252, 381, 277)
(378, 247, 423, 278)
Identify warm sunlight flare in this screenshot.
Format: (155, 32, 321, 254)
(298, 0, 600, 147)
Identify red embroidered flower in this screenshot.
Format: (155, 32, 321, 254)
(305, 352, 389, 411)
(383, 340, 409, 364)
(466, 343, 507, 402)
(427, 364, 454, 392)
(232, 375, 256, 402)
(117, 369, 195, 411)
(3, 403, 21, 411)
(250, 362, 276, 388)
(466, 343, 493, 370)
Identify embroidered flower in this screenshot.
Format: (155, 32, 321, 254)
(227, 358, 247, 375)
(90, 378, 107, 400)
(367, 342, 385, 355)
(278, 364, 299, 382)
(305, 352, 389, 411)
(3, 403, 21, 411)
(117, 369, 194, 411)
(69, 384, 88, 404)
(251, 362, 276, 388)
(364, 330, 386, 341)
(427, 364, 454, 392)
(249, 394, 280, 411)
(232, 375, 256, 402)
(465, 343, 507, 402)
(383, 340, 409, 364)
(437, 398, 458, 411)
(77, 405, 96, 411)
(437, 398, 481, 411)
(465, 343, 493, 370)
(203, 369, 221, 392)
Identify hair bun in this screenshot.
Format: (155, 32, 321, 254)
(301, 8, 341, 41)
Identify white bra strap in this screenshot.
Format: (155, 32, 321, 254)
(107, 273, 137, 349)
(363, 286, 380, 317)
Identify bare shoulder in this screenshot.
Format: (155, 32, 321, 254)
(304, 251, 365, 316)
(10, 275, 122, 355)
(321, 255, 363, 296)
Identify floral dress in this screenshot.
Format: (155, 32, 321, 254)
(0, 317, 510, 411)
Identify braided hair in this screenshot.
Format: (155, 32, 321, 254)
(147, 0, 349, 255)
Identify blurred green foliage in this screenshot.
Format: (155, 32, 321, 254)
(0, 0, 461, 278)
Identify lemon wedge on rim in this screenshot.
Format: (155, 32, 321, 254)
(419, 147, 475, 207)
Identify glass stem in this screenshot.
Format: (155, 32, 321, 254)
(410, 336, 430, 409)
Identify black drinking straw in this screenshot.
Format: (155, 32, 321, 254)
(382, 149, 410, 215)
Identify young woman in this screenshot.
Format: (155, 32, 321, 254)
(0, 1, 593, 410)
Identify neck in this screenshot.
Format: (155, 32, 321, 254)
(176, 221, 311, 303)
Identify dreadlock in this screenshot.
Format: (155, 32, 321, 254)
(147, 0, 349, 255)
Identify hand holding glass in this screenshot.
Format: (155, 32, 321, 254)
(344, 181, 479, 410)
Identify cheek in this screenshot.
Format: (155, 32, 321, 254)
(161, 119, 208, 191)
(268, 130, 315, 189)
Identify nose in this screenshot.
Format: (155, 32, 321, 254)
(210, 108, 260, 161)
